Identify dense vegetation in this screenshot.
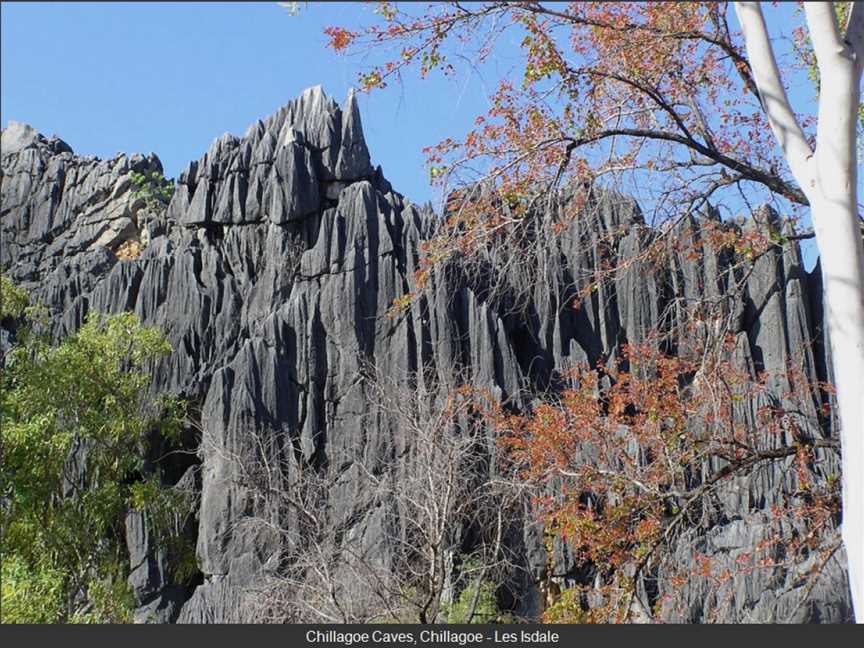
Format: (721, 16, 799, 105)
(0, 279, 186, 623)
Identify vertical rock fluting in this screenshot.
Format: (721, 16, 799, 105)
(0, 87, 850, 622)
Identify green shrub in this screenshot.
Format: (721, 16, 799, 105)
(1, 311, 186, 622)
(1, 554, 65, 624)
(0, 273, 29, 321)
(69, 568, 136, 624)
(130, 170, 174, 207)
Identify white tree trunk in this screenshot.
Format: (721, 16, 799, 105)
(807, 3, 864, 623)
(736, 1, 864, 622)
(810, 193, 864, 620)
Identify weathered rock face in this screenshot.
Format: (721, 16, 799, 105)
(1, 87, 851, 623)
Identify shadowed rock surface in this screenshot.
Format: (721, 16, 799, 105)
(1, 87, 851, 623)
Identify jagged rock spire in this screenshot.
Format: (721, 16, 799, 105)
(335, 88, 373, 180)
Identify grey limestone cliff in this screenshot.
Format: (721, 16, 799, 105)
(0, 86, 851, 623)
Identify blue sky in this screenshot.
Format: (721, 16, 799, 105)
(0, 2, 844, 267)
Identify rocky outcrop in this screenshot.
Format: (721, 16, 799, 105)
(0, 87, 851, 623)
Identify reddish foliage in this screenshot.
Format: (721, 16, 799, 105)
(326, 2, 813, 309)
(481, 340, 840, 622)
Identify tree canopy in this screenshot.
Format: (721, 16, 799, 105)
(1, 298, 185, 623)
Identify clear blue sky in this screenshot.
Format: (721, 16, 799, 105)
(0, 2, 845, 268)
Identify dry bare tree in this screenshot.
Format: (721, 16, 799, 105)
(209, 367, 526, 623)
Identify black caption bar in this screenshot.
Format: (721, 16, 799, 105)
(0, 622, 861, 648)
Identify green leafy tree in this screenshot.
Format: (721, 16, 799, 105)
(1, 303, 185, 623)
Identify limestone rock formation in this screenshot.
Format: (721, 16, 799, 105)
(0, 87, 851, 623)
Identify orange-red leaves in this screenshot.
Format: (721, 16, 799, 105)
(324, 26, 357, 52)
